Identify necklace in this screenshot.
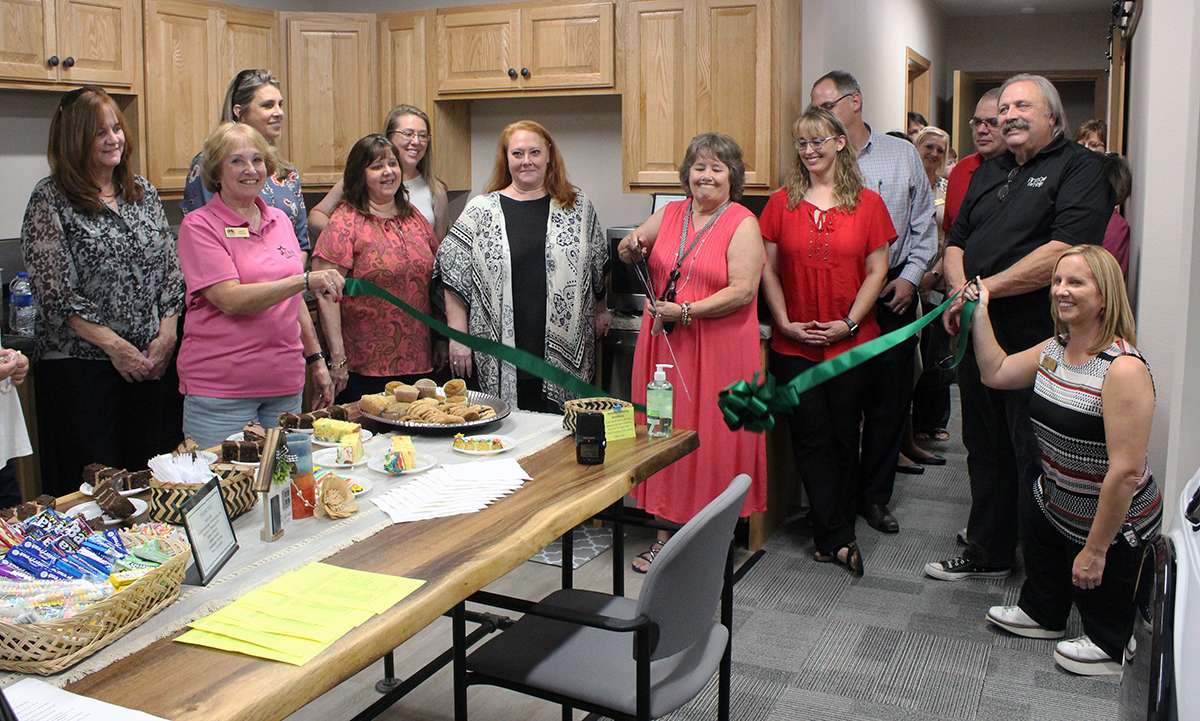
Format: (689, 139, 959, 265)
(664, 199, 730, 299)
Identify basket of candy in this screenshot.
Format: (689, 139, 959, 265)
(0, 511, 190, 675)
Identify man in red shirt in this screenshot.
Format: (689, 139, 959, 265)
(943, 88, 1005, 233)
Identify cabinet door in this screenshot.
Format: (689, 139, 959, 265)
(623, 0, 692, 187)
(695, 0, 771, 187)
(435, 7, 519, 94)
(285, 13, 376, 186)
(520, 2, 613, 90)
(143, 0, 220, 191)
(220, 7, 277, 83)
(379, 11, 426, 114)
(0, 0, 57, 81)
(57, 0, 138, 86)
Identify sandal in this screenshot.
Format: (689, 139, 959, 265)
(813, 542, 864, 577)
(631, 540, 665, 574)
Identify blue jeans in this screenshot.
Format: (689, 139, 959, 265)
(183, 394, 302, 449)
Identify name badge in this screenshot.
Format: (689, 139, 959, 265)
(225, 226, 250, 238)
(1040, 355, 1058, 372)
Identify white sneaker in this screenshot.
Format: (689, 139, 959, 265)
(1054, 635, 1123, 676)
(986, 605, 1065, 639)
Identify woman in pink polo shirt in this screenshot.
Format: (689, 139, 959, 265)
(177, 122, 344, 447)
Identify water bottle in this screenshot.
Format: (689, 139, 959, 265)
(8, 272, 37, 337)
(646, 363, 674, 438)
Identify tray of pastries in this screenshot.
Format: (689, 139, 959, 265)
(358, 378, 509, 432)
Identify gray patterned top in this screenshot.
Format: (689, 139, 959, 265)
(20, 176, 186, 359)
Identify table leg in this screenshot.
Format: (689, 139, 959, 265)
(561, 527, 574, 589)
(453, 602, 467, 721)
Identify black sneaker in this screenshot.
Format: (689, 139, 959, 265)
(924, 555, 1011, 581)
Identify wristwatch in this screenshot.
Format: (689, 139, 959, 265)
(304, 351, 327, 366)
(841, 316, 859, 336)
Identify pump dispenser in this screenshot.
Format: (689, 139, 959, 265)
(646, 364, 674, 438)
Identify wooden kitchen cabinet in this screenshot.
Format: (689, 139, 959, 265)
(434, 1, 614, 96)
(284, 12, 376, 187)
(0, 0, 139, 86)
(621, 0, 801, 192)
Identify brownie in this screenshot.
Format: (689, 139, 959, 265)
(94, 478, 136, 518)
(242, 422, 267, 445)
(328, 405, 349, 421)
(279, 412, 301, 429)
(122, 470, 152, 491)
(81, 463, 108, 486)
(34, 495, 56, 511)
(221, 440, 260, 463)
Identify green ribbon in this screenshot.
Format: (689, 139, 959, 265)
(341, 278, 644, 412)
(718, 292, 978, 432)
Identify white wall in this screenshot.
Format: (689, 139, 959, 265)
(0, 93, 60, 239)
(944, 10, 1110, 77)
(802, 0, 947, 131)
(1125, 0, 1200, 523)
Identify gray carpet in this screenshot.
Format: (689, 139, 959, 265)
(647, 388, 1120, 721)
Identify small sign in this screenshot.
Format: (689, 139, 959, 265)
(224, 226, 250, 238)
(256, 428, 292, 542)
(180, 477, 238, 586)
(603, 403, 637, 441)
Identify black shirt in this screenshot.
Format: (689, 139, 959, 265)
(499, 194, 551, 379)
(948, 134, 1113, 349)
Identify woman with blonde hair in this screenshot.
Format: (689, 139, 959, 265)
(758, 107, 893, 575)
(21, 86, 185, 493)
(435, 120, 607, 411)
(970, 245, 1160, 676)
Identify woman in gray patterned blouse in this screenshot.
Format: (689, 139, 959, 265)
(21, 86, 185, 495)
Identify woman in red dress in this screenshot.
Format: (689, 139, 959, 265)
(618, 133, 766, 572)
(760, 108, 893, 576)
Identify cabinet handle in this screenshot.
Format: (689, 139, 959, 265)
(507, 67, 517, 79)
(47, 55, 60, 67)
(62, 56, 75, 69)
(521, 67, 530, 79)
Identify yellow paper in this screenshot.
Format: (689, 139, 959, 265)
(176, 629, 310, 666)
(187, 618, 327, 663)
(203, 604, 360, 643)
(603, 405, 637, 441)
(270, 563, 425, 614)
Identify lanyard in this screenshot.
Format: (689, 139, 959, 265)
(670, 200, 730, 282)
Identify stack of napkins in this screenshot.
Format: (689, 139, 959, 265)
(371, 459, 531, 523)
(176, 562, 424, 665)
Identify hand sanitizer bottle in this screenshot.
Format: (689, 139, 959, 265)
(646, 364, 674, 438)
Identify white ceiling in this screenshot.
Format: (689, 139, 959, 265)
(931, 0, 1112, 17)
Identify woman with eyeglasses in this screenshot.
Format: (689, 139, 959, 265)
(181, 69, 309, 253)
(310, 134, 440, 401)
(310, 105, 449, 242)
(616, 132, 766, 573)
(21, 86, 185, 493)
(759, 108, 894, 576)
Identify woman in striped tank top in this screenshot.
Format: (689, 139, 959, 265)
(962, 244, 1159, 676)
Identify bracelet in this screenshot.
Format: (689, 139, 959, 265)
(681, 302, 692, 326)
(304, 351, 326, 366)
(304, 270, 311, 294)
(841, 316, 859, 336)
(329, 357, 348, 370)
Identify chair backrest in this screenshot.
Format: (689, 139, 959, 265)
(636, 474, 750, 660)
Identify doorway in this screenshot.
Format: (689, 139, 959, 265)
(906, 47, 932, 129)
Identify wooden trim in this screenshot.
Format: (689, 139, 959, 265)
(905, 46, 932, 128)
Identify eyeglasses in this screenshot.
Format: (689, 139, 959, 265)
(390, 129, 431, 142)
(817, 92, 855, 112)
(794, 136, 837, 152)
(997, 166, 1020, 203)
(969, 116, 1000, 129)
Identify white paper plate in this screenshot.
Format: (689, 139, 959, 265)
(367, 453, 437, 476)
(79, 482, 145, 498)
(312, 446, 368, 469)
(68, 498, 148, 526)
(311, 429, 374, 448)
(450, 434, 517, 456)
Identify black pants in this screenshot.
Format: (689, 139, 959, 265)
(858, 289, 918, 507)
(912, 315, 952, 434)
(772, 351, 862, 555)
(0, 464, 20, 508)
(37, 358, 181, 497)
(516, 377, 563, 414)
(959, 349, 1042, 568)
(1018, 490, 1145, 661)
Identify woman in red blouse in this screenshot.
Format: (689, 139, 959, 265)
(312, 134, 440, 401)
(760, 107, 894, 576)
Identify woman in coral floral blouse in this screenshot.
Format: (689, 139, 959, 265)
(313, 134, 440, 401)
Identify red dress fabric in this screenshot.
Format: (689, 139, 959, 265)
(630, 200, 767, 524)
(760, 188, 896, 361)
(943, 152, 984, 233)
(313, 204, 438, 376)
(1102, 209, 1130, 276)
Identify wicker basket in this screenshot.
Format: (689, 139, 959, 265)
(562, 397, 629, 433)
(0, 531, 191, 675)
(149, 464, 257, 525)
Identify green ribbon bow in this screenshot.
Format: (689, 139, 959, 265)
(718, 292, 978, 432)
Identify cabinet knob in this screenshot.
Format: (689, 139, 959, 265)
(507, 67, 517, 79)
(521, 67, 530, 79)
(47, 55, 59, 67)
(62, 56, 75, 69)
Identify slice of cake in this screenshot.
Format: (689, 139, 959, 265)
(221, 440, 260, 463)
(120, 470, 152, 492)
(242, 422, 267, 445)
(335, 433, 364, 464)
(312, 418, 361, 443)
(94, 477, 137, 518)
(279, 412, 301, 430)
(382, 435, 416, 475)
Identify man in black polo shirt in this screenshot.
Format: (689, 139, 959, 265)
(925, 73, 1114, 580)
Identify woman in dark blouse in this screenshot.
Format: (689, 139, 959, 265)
(21, 86, 185, 493)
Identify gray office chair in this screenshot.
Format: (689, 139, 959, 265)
(457, 473, 751, 721)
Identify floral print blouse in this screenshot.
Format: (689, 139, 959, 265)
(180, 152, 310, 251)
(20, 176, 186, 360)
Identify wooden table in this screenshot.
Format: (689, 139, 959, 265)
(65, 428, 698, 721)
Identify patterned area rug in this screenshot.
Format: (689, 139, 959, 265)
(529, 524, 613, 569)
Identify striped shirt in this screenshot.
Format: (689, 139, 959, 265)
(1029, 338, 1162, 545)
